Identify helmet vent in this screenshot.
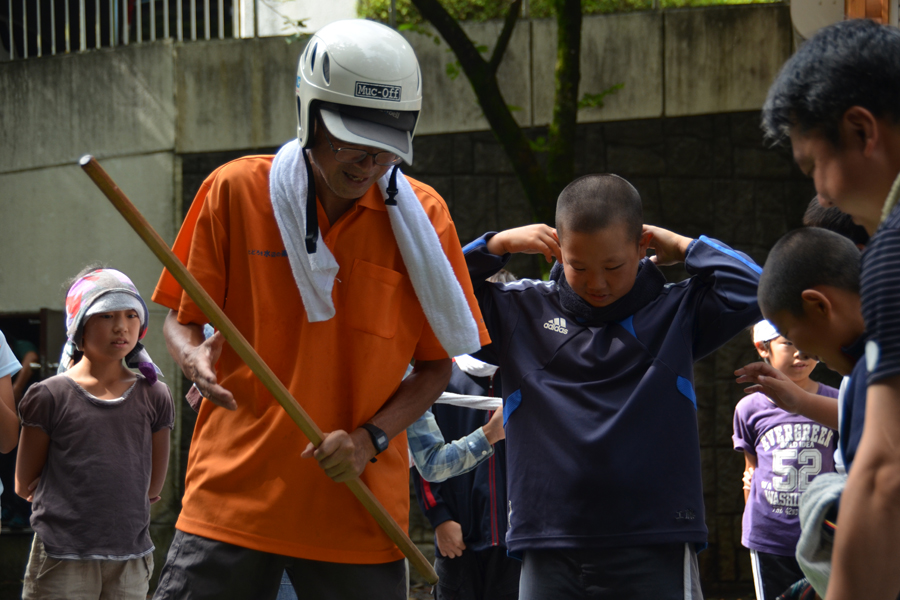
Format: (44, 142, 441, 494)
(310, 44, 318, 73)
(322, 53, 330, 84)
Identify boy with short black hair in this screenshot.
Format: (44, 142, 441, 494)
(764, 22, 900, 594)
(464, 173, 762, 599)
(753, 228, 867, 466)
(740, 228, 868, 599)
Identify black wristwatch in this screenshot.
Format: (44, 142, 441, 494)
(360, 423, 389, 463)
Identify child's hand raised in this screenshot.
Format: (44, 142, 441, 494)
(735, 361, 803, 413)
(486, 225, 561, 264)
(645, 225, 693, 266)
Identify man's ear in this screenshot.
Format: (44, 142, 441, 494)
(841, 106, 879, 157)
(799, 289, 833, 320)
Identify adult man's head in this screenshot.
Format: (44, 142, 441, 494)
(555, 174, 652, 308)
(296, 20, 422, 204)
(758, 227, 864, 375)
(762, 19, 900, 234)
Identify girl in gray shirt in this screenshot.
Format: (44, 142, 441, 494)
(15, 267, 174, 599)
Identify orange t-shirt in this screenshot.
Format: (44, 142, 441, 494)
(152, 156, 490, 564)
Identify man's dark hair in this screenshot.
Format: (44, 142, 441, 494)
(802, 197, 869, 246)
(762, 19, 900, 146)
(759, 228, 860, 317)
(555, 174, 642, 242)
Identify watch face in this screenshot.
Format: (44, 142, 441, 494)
(376, 432, 389, 451)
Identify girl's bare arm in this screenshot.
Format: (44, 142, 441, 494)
(16, 426, 49, 501)
(148, 428, 171, 500)
(0, 375, 20, 453)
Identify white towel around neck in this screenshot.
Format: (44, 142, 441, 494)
(269, 140, 481, 358)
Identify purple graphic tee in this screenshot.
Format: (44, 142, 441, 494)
(733, 383, 839, 556)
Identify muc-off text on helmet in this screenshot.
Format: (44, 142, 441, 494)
(355, 82, 402, 102)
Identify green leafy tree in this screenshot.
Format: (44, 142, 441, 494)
(360, 0, 776, 223)
(410, 0, 614, 225)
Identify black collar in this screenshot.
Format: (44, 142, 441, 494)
(550, 259, 667, 327)
(841, 333, 868, 363)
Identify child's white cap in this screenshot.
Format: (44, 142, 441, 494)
(752, 320, 780, 344)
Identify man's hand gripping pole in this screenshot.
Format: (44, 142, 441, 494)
(78, 155, 439, 585)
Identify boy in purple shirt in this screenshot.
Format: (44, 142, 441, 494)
(734, 320, 838, 600)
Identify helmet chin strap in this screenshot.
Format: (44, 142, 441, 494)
(303, 153, 401, 254)
(303, 149, 318, 254)
(385, 165, 400, 206)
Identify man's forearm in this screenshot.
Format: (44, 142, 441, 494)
(827, 379, 900, 600)
(369, 358, 452, 440)
(163, 309, 205, 371)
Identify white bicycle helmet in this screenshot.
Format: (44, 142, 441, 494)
(296, 19, 423, 165)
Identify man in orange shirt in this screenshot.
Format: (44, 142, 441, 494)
(151, 19, 490, 600)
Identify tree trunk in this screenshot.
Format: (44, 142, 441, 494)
(411, 0, 554, 223)
(545, 0, 582, 224)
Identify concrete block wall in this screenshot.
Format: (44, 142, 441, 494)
(412, 4, 793, 135)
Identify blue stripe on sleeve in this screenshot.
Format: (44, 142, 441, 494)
(463, 238, 487, 254)
(698, 235, 762, 274)
(503, 389, 522, 426)
(676, 376, 698, 409)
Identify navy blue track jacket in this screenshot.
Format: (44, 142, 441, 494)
(413, 365, 509, 554)
(464, 234, 762, 553)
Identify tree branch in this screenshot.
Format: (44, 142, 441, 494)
(546, 0, 582, 200)
(488, 0, 522, 76)
(412, 0, 554, 225)
(413, 0, 487, 77)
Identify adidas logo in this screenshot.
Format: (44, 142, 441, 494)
(543, 317, 568, 334)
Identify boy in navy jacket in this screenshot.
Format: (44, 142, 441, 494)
(463, 174, 762, 599)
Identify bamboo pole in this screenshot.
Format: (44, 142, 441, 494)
(79, 155, 438, 585)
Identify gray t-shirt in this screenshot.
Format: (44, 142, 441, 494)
(19, 374, 174, 559)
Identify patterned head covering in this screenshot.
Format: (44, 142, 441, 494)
(59, 268, 162, 384)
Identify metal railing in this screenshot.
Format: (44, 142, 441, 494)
(3, 0, 251, 60)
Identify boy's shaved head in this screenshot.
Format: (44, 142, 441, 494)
(556, 174, 643, 242)
(759, 228, 860, 317)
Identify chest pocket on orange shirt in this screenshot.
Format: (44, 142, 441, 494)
(345, 259, 404, 339)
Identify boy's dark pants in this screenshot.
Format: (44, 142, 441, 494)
(751, 550, 805, 600)
(152, 530, 406, 600)
(433, 546, 520, 600)
(518, 543, 702, 600)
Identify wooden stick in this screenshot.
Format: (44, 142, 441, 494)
(79, 155, 438, 585)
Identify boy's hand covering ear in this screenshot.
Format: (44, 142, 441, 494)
(645, 225, 692, 266)
(486, 224, 561, 263)
(735, 361, 804, 414)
